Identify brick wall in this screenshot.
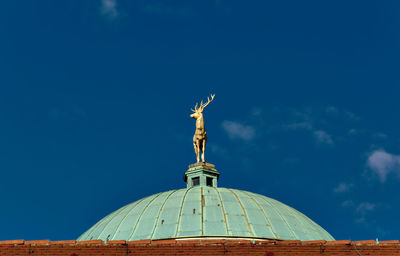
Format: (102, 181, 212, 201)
(0, 239, 399, 256)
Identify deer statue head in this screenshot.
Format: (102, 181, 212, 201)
(190, 94, 215, 120)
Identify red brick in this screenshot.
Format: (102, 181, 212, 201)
(256, 239, 276, 244)
(302, 240, 326, 245)
(76, 239, 104, 245)
(127, 239, 151, 245)
(176, 239, 201, 244)
(151, 239, 177, 245)
(25, 240, 51, 245)
(107, 239, 126, 244)
(0, 239, 398, 256)
(0, 240, 24, 245)
(225, 240, 252, 244)
(201, 239, 226, 245)
(276, 240, 301, 245)
(51, 240, 76, 245)
(353, 240, 377, 245)
(326, 240, 351, 245)
(380, 240, 400, 245)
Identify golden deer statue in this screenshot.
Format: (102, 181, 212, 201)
(190, 94, 215, 163)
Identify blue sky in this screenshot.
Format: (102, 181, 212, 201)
(0, 0, 399, 241)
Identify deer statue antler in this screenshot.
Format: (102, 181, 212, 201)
(191, 103, 199, 112)
(191, 94, 215, 113)
(200, 94, 215, 110)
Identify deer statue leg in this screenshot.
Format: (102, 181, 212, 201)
(194, 141, 200, 163)
(201, 139, 206, 163)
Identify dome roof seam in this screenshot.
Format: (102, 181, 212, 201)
(242, 192, 281, 238)
(94, 203, 133, 241)
(272, 198, 314, 240)
(282, 204, 320, 233)
(150, 189, 180, 240)
(227, 188, 254, 237)
(175, 188, 190, 237)
(290, 206, 334, 240)
(252, 192, 299, 240)
(239, 190, 277, 238)
(77, 221, 97, 241)
(79, 202, 130, 241)
(215, 187, 230, 235)
(200, 187, 204, 236)
(78, 215, 104, 241)
(128, 192, 164, 241)
(109, 195, 149, 241)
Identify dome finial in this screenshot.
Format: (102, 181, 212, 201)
(190, 94, 215, 163)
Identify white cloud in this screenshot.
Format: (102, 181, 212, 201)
(373, 132, 387, 139)
(222, 120, 255, 141)
(100, 0, 119, 19)
(344, 111, 359, 121)
(367, 149, 400, 182)
(333, 182, 353, 193)
(355, 217, 367, 223)
(142, 3, 191, 17)
(251, 107, 262, 117)
(348, 129, 359, 135)
(341, 200, 354, 207)
(283, 121, 313, 131)
(313, 130, 333, 145)
(356, 202, 375, 215)
(355, 202, 376, 223)
(282, 108, 336, 145)
(341, 200, 375, 224)
(326, 106, 359, 121)
(281, 108, 312, 129)
(326, 106, 338, 114)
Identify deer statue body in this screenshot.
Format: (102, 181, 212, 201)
(190, 94, 215, 163)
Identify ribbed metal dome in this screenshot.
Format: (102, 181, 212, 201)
(77, 187, 334, 241)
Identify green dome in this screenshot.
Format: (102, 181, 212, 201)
(78, 186, 334, 241)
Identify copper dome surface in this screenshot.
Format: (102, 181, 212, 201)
(77, 187, 334, 241)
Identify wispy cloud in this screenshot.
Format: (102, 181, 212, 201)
(100, 0, 119, 20)
(373, 132, 387, 139)
(344, 111, 359, 121)
(282, 109, 313, 131)
(367, 149, 400, 182)
(222, 120, 255, 141)
(326, 106, 338, 114)
(355, 202, 376, 223)
(326, 106, 359, 121)
(283, 121, 313, 131)
(356, 202, 375, 215)
(250, 107, 262, 117)
(230, 105, 359, 146)
(333, 182, 353, 193)
(348, 128, 359, 136)
(142, 3, 191, 17)
(282, 107, 335, 145)
(341, 200, 354, 207)
(313, 130, 334, 145)
(341, 200, 376, 224)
